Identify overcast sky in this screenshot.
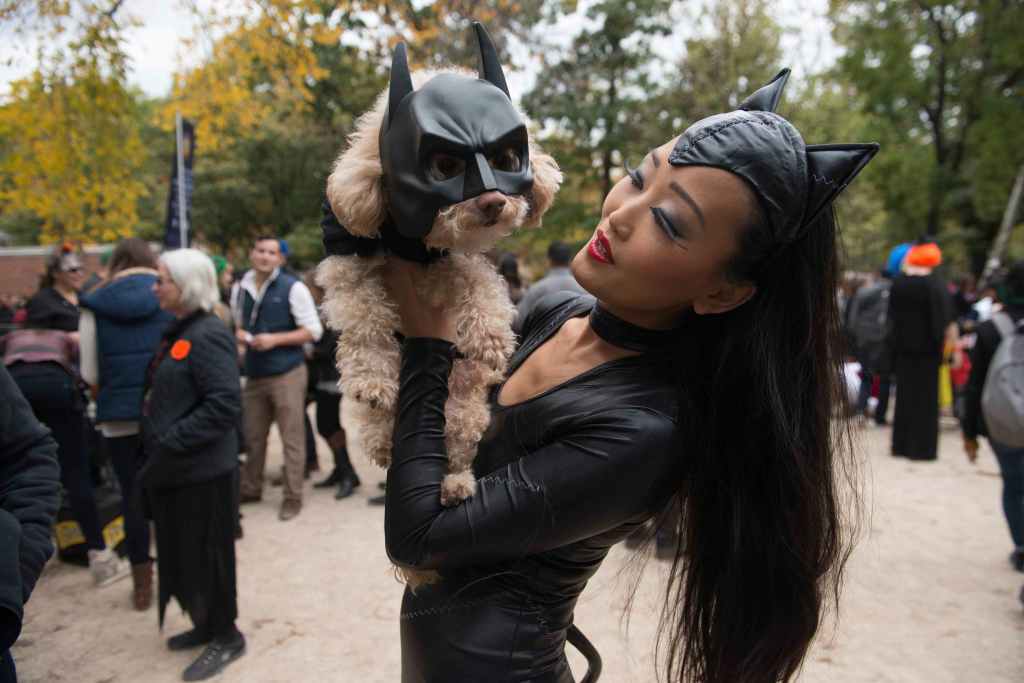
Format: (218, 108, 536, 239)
(0, 0, 838, 101)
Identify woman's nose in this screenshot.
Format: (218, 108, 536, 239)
(606, 205, 635, 241)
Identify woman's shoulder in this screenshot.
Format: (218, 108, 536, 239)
(519, 290, 593, 341)
(181, 312, 234, 344)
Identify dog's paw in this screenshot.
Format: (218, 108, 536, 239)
(440, 471, 477, 507)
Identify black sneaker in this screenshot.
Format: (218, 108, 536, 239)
(1010, 548, 1024, 573)
(314, 468, 340, 489)
(335, 475, 357, 500)
(368, 494, 386, 506)
(167, 628, 211, 651)
(182, 633, 245, 681)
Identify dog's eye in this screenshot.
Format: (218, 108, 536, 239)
(489, 148, 522, 173)
(428, 153, 466, 181)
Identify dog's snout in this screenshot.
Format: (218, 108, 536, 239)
(475, 192, 506, 221)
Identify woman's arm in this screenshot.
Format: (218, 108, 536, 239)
(384, 338, 678, 570)
(159, 323, 242, 454)
(963, 323, 998, 442)
(78, 309, 99, 387)
(0, 365, 60, 651)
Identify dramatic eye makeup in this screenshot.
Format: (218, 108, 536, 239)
(651, 207, 684, 240)
(625, 161, 643, 189)
(625, 154, 688, 243)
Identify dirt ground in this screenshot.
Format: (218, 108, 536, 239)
(13, 408, 1024, 682)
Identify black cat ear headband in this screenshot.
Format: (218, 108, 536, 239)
(668, 69, 879, 243)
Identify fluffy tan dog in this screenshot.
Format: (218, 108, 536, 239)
(315, 63, 561, 525)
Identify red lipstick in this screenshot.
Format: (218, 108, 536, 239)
(588, 229, 614, 264)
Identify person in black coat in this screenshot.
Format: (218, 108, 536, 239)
(962, 261, 1024, 572)
(142, 249, 245, 682)
(888, 243, 954, 460)
(0, 364, 60, 683)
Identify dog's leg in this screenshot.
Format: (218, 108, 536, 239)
(436, 255, 518, 506)
(440, 357, 500, 506)
(451, 254, 517, 375)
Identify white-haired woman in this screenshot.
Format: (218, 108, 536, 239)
(140, 248, 245, 682)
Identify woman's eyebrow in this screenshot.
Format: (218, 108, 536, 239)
(669, 181, 706, 228)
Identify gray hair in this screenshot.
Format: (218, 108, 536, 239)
(159, 248, 220, 313)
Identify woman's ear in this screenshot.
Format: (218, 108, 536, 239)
(693, 280, 756, 315)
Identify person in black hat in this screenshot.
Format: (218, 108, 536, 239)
(342, 51, 878, 683)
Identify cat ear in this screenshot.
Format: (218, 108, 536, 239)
(738, 69, 791, 113)
(472, 21, 510, 99)
(387, 42, 414, 126)
(802, 143, 880, 227)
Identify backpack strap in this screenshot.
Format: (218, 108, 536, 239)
(992, 312, 1016, 339)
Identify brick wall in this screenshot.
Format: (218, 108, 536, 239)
(0, 247, 107, 300)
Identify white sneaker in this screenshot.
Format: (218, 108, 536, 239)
(87, 548, 131, 587)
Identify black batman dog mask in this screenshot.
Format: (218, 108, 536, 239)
(379, 23, 533, 241)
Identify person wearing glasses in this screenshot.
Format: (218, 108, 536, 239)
(142, 248, 245, 682)
(1, 245, 130, 587)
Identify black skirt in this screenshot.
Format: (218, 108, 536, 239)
(149, 469, 239, 637)
(892, 352, 942, 460)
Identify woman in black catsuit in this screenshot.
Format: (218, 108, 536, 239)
(336, 68, 878, 683)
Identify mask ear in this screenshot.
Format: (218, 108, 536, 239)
(387, 42, 414, 127)
(472, 21, 510, 98)
(738, 68, 791, 113)
(803, 143, 880, 228)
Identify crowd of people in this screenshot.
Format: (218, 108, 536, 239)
(0, 54, 1019, 683)
(0, 233, 590, 682)
(842, 240, 1024, 587)
(2, 227, 1023, 682)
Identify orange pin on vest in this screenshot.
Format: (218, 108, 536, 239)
(170, 339, 191, 361)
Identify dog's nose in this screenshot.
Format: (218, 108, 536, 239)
(475, 192, 506, 221)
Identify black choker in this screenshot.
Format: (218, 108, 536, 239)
(588, 303, 685, 353)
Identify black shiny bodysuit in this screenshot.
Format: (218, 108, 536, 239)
(387, 293, 683, 682)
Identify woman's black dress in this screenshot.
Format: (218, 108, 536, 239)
(140, 311, 242, 637)
(388, 293, 682, 682)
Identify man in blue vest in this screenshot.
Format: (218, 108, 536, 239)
(233, 236, 323, 521)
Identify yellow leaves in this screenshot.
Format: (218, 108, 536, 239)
(160, 0, 338, 155)
(0, 64, 146, 245)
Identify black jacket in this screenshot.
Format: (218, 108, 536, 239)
(386, 292, 681, 682)
(0, 364, 60, 652)
(888, 273, 953, 356)
(962, 306, 1024, 441)
(140, 311, 241, 490)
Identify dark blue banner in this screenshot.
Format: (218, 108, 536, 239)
(164, 118, 196, 249)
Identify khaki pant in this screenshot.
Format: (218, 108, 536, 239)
(241, 363, 308, 503)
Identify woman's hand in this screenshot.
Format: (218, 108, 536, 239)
(382, 258, 456, 343)
(963, 437, 979, 464)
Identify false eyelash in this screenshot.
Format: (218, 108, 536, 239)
(625, 162, 643, 189)
(651, 207, 680, 239)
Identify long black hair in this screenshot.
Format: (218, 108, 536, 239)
(654, 206, 860, 682)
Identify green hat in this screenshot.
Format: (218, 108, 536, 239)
(211, 255, 228, 276)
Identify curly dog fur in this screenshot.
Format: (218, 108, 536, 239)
(316, 69, 561, 583)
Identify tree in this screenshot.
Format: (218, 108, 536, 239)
(164, 1, 390, 251)
(0, 1, 148, 244)
(830, 0, 1024, 270)
(520, 0, 673, 249)
(672, 0, 784, 118)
